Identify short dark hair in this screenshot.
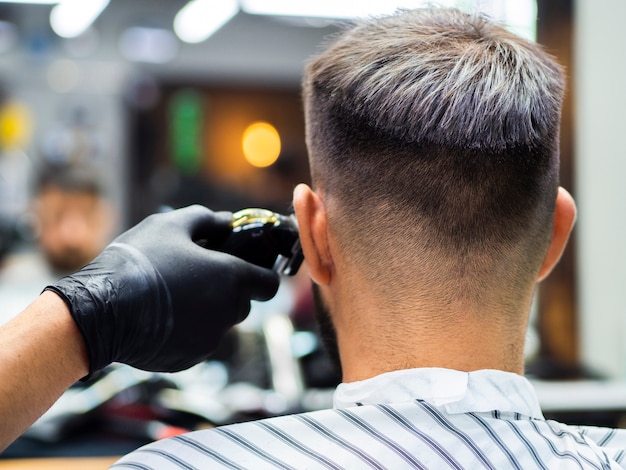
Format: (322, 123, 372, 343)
(302, 8, 565, 305)
(34, 163, 106, 197)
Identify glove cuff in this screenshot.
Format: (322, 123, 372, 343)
(43, 285, 96, 381)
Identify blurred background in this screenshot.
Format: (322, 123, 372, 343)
(0, 0, 624, 460)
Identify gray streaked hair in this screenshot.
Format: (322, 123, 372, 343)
(301, 7, 566, 305)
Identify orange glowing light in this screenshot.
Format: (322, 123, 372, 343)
(242, 121, 281, 168)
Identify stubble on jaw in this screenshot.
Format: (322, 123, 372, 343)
(311, 283, 343, 378)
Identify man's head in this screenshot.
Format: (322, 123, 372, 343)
(293, 8, 575, 376)
(33, 164, 115, 274)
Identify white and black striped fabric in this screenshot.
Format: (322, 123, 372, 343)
(111, 368, 626, 469)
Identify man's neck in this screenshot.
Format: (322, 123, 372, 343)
(330, 290, 529, 383)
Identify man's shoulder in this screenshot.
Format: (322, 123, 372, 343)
(570, 423, 626, 449)
(110, 408, 346, 469)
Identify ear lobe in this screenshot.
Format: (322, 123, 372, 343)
(293, 184, 333, 285)
(538, 187, 577, 281)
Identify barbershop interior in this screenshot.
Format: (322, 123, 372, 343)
(0, 0, 624, 465)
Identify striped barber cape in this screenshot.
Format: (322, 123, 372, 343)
(111, 368, 626, 469)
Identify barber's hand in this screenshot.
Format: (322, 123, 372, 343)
(44, 205, 280, 377)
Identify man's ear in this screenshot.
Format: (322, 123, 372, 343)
(293, 183, 333, 285)
(538, 187, 577, 281)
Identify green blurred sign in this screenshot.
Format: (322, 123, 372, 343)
(169, 89, 203, 175)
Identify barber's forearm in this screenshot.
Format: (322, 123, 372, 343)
(0, 290, 89, 451)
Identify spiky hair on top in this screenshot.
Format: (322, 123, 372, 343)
(304, 8, 565, 152)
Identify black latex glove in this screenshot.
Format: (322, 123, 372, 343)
(44, 205, 280, 377)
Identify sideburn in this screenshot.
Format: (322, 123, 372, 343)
(312, 283, 343, 378)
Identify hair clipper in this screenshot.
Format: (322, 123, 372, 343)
(217, 208, 303, 276)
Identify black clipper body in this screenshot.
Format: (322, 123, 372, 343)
(218, 208, 303, 276)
